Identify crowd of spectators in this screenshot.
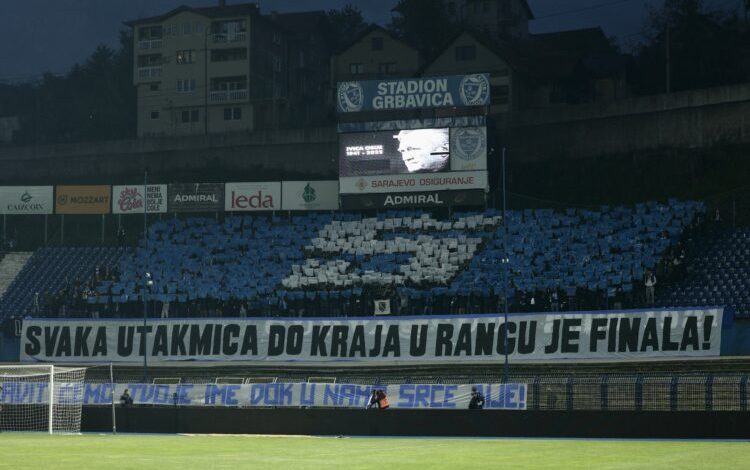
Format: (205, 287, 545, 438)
(33, 264, 120, 318)
(14, 205, 721, 320)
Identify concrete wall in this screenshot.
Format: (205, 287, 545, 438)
(498, 83, 750, 161)
(0, 127, 337, 185)
(82, 407, 750, 438)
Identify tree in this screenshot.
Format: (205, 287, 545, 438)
(326, 4, 367, 51)
(631, 0, 749, 94)
(388, 0, 458, 57)
(10, 30, 135, 145)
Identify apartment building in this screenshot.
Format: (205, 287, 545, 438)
(442, 0, 533, 39)
(127, 3, 288, 137)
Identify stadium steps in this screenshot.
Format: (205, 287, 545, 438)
(0, 252, 33, 298)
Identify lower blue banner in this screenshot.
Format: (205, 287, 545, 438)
(0, 382, 527, 410)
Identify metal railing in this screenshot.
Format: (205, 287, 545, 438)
(209, 89, 248, 102)
(85, 368, 750, 412)
(138, 39, 163, 50)
(212, 32, 247, 44)
(520, 374, 747, 411)
(137, 67, 162, 79)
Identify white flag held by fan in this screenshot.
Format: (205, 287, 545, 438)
(374, 299, 391, 315)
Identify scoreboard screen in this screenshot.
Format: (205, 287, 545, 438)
(339, 128, 450, 177)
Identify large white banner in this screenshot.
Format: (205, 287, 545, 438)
(112, 185, 167, 214)
(0, 186, 53, 214)
(225, 182, 281, 211)
(20, 309, 724, 365)
(282, 181, 339, 211)
(340, 171, 488, 194)
(0, 382, 526, 410)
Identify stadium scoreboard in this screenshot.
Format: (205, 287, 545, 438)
(336, 74, 491, 209)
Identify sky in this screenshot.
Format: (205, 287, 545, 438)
(0, 0, 737, 82)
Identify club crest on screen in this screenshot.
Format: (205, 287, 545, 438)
(454, 128, 486, 161)
(338, 82, 364, 112)
(459, 74, 490, 106)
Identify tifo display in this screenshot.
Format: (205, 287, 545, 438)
(0, 201, 716, 322)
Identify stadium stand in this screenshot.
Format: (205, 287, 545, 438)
(657, 223, 750, 317)
(0, 200, 705, 319)
(0, 246, 126, 318)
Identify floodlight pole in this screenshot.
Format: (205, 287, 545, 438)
(110, 362, 117, 434)
(502, 147, 509, 383)
(48, 364, 54, 434)
(143, 170, 149, 383)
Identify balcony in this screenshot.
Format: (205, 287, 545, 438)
(209, 89, 249, 102)
(138, 39, 163, 50)
(212, 32, 247, 44)
(137, 67, 162, 79)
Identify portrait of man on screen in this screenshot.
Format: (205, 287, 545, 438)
(393, 128, 450, 173)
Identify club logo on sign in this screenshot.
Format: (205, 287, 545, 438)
(338, 82, 364, 112)
(459, 74, 490, 106)
(454, 128, 486, 161)
(302, 183, 317, 203)
(20, 191, 32, 203)
(356, 179, 368, 191)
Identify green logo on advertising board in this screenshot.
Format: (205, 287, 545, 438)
(302, 183, 316, 203)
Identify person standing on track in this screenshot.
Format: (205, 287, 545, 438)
(468, 386, 485, 409)
(366, 389, 390, 410)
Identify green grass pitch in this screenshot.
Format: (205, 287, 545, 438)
(0, 433, 748, 469)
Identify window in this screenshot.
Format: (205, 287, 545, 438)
(223, 107, 242, 120)
(211, 48, 247, 62)
(139, 26, 162, 40)
(349, 63, 364, 75)
(182, 22, 192, 35)
(455, 45, 476, 61)
(149, 111, 160, 119)
(181, 109, 200, 123)
(176, 79, 196, 93)
(211, 76, 247, 92)
(137, 54, 161, 67)
(212, 20, 247, 42)
(273, 31, 281, 45)
(371, 37, 383, 51)
(378, 62, 396, 74)
(149, 83, 160, 91)
(273, 57, 282, 73)
(176, 50, 196, 64)
(491, 85, 510, 105)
